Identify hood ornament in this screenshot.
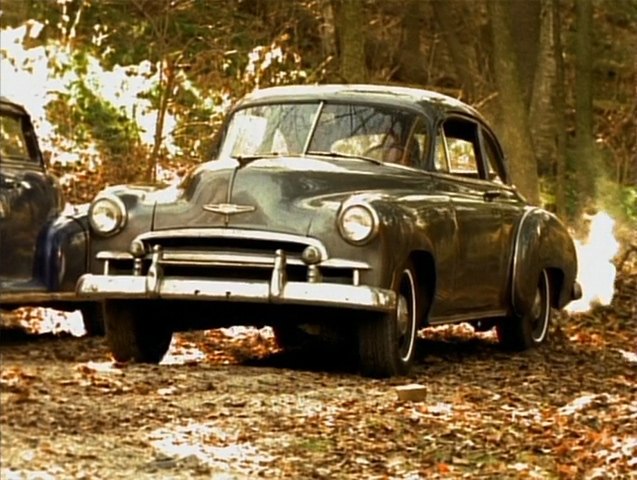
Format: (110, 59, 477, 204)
(203, 203, 256, 215)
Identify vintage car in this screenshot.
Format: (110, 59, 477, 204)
(76, 84, 581, 377)
(0, 96, 101, 334)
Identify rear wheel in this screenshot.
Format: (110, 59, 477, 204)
(498, 269, 551, 350)
(104, 300, 172, 363)
(358, 262, 420, 377)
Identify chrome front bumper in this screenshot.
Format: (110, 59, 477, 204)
(76, 275, 395, 311)
(76, 247, 396, 312)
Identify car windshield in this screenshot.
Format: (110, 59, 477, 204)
(218, 102, 425, 165)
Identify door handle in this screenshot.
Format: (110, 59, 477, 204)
(483, 190, 502, 201)
(484, 189, 514, 202)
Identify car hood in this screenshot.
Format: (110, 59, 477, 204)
(152, 156, 428, 235)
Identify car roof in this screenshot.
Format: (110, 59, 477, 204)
(0, 96, 29, 116)
(236, 84, 484, 120)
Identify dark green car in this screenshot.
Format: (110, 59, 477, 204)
(77, 84, 581, 377)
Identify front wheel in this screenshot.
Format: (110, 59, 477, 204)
(358, 262, 420, 378)
(104, 300, 172, 363)
(497, 269, 551, 350)
(80, 303, 105, 336)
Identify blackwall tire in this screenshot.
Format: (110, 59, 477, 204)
(80, 302, 105, 336)
(104, 300, 172, 363)
(273, 325, 311, 351)
(498, 269, 551, 351)
(359, 262, 420, 378)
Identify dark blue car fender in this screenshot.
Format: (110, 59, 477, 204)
(34, 212, 90, 292)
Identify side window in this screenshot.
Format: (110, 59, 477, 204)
(0, 113, 31, 161)
(442, 118, 480, 177)
(481, 128, 506, 184)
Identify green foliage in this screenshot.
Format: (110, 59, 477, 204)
(618, 186, 637, 224)
(1, 0, 635, 215)
(597, 177, 637, 227)
(48, 73, 146, 185)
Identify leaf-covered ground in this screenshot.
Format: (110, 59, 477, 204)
(1, 260, 635, 479)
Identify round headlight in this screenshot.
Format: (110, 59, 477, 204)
(89, 195, 126, 236)
(338, 203, 379, 245)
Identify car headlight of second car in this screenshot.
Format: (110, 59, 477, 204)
(338, 202, 379, 244)
(88, 195, 127, 236)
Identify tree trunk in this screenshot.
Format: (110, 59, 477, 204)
(331, 0, 367, 83)
(397, 0, 425, 85)
(529, 0, 557, 177)
(487, 0, 540, 204)
(575, 0, 596, 211)
(148, 59, 176, 183)
(431, 0, 478, 101)
(553, 0, 567, 219)
(510, 0, 541, 112)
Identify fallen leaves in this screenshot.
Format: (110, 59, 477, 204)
(0, 246, 635, 479)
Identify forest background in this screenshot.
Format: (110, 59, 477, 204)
(1, 0, 635, 229)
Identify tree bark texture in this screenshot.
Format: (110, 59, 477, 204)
(432, 0, 479, 101)
(510, 0, 541, 112)
(487, 0, 540, 204)
(331, 0, 367, 83)
(575, 0, 596, 209)
(529, 0, 558, 177)
(553, 0, 567, 219)
(397, 0, 425, 85)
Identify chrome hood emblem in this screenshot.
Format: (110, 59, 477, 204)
(202, 203, 256, 215)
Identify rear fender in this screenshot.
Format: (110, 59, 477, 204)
(511, 207, 578, 315)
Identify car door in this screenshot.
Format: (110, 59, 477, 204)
(477, 125, 524, 299)
(0, 101, 59, 287)
(431, 116, 509, 316)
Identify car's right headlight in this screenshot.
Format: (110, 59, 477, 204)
(338, 202, 379, 245)
(88, 195, 127, 236)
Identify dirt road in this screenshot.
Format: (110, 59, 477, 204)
(1, 310, 635, 480)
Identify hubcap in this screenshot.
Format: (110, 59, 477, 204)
(396, 269, 417, 362)
(396, 295, 409, 337)
(530, 271, 550, 342)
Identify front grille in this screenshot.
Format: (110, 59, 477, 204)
(97, 229, 368, 286)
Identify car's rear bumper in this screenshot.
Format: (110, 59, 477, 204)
(76, 274, 396, 312)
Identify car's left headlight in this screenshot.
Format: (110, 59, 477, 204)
(89, 195, 127, 236)
(338, 202, 379, 245)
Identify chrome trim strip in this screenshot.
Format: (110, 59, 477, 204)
(320, 258, 371, 270)
(270, 249, 286, 299)
(97, 251, 134, 261)
(95, 250, 371, 271)
(76, 275, 396, 312)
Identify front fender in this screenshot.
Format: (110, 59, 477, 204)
(511, 207, 578, 315)
(34, 211, 89, 292)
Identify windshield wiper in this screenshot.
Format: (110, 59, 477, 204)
(307, 150, 382, 165)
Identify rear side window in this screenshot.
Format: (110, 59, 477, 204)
(0, 113, 31, 162)
(440, 117, 481, 177)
